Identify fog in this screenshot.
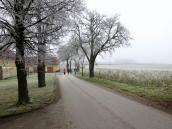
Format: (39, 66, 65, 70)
(86, 0, 172, 64)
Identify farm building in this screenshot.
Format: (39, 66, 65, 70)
(45, 56, 60, 73)
(0, 51, 60, 80)
(26, 56, 60, 73)
(0, 50, 16, 80)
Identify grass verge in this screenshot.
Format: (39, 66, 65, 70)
(77, 74, 172, 112)
(0, 73, 60, 118)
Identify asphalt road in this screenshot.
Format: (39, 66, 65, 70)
(60, 75, 172, 129)
(0, 75, 172, 129)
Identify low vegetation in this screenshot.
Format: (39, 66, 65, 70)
(93, 69, 172, 87)
(78, 69, 172, 109)
(0, 73, 59, 117)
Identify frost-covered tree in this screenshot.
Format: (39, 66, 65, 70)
(58, 44, 75, 71)
(0, 0, 84, 103)
(0, 0, 35, 104)
(73, 11, 131, 77)
(35, 0, 83, 87)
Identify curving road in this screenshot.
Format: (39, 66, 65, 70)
(60, 75, 172, 129)
(0, 75, 172, 129)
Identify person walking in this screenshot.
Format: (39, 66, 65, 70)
(67, 69, 70, 75)
(63, 68, 66, 75)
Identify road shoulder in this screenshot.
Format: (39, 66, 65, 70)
(76, 75, 172, 114)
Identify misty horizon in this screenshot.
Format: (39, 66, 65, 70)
(86, 0, 172, 64)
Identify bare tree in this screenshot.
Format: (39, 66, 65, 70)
(35, 0, 61, 88)
(35, 0, 83, 87)
(58, 44, 74, 71)
(76, 50, 86, 76)
(0, 0, 84, 103)
(69, 40, 86, 75)
(72, 11, 131, 77)
(0, 0, 36, 104)
(57, 36, 86, 76)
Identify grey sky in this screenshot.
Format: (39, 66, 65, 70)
(85, 0, 172, 64)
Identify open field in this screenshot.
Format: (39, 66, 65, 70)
(79, 64, 172, 110)
(93, 64, 172, 71)
(77, 75, 172, 111)
(84, 64, 172, 87)
(0, 73, 59, 117)
(94, 69, 172, 87)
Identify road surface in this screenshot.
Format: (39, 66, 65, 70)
(0, 75, 172, 129)
(60, 75, 172, 129)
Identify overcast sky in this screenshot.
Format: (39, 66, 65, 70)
(85, 0, 172, 64)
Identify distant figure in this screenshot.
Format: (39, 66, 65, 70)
(63, 68, 66, 75)
(67, 69, 70, 75)
(70, 69, 72, 74)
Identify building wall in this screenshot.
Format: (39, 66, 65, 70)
(46, 65, 60, 73)
(0, 58, 16, 80)
(1, 67, 16, 79)
(0, 57, 60, 79)
(0, 58, 15, 67)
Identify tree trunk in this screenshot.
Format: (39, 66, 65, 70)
(69, 60, 72, 70)
(37, 62, 46, 88)
(77, 62, 80, 71)
(89, 58, 95, 78)
(15, 34, 29, 104)
(37, 41, 46, 88)
(15, 50, 29, 104)
(0, 66, 2, 80)
(66, 59, 69, 70)
(82, 63, 84, 77)
(14, 1, 29, 104)
(37, 3, 46, 88)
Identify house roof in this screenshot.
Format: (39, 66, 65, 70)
(45, 56, 59, 65)
(0, 50, 59, 65)
(25, 56, 59, 65)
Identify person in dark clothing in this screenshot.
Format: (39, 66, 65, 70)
(70, 69, 72, 74)
(67, 69, 70, 75)
(64, 68, 66, 75)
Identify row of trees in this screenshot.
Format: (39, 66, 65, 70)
(58, 11, 131, 78)
(0, 0, 130, 105)
(0, 0, 83, 104)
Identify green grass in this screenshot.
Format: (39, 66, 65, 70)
(77, 74, 172, 103)
(0, 73, 59, 117)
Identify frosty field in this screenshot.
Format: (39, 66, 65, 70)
(81, 64, 172, 108)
